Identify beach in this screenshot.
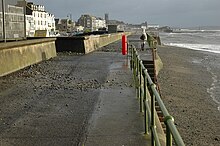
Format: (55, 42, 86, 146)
(157, 45, 220, 146)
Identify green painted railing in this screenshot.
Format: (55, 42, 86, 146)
(129, 44, 185, 146)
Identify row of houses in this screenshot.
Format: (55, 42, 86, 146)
(25, 2, 56, 37)
(26, 2, 107, 36)
(0, 1, 118, 40)
(56, 14, 107, 34)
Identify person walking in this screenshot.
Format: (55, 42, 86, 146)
(140, 27, 147, 51)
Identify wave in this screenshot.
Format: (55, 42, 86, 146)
(172, 29, 220, 33)
(164, 43, 220, 54)
(206, 66, 220, 111)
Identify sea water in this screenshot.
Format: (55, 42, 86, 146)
(160, 28, 220, 111)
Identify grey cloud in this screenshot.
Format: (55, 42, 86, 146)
(29, 0, 220, 27)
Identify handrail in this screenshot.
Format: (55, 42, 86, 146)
(129, 43, 185, 146)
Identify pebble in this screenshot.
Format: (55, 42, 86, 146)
(214, 137, 219, 141)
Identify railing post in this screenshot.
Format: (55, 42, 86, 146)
(139, 60, 143, 112)
(164, 116, 174, 146)
(136, 54, 139, 99)
(143, 70, 149, 134)
(131, 46, 133, 69)
(130, 47, 133, 69)
(127, 42, 129, 59)
(133, 50, 136, 85)
(150, 84, 156, 146)
(166, 126, 172, 146)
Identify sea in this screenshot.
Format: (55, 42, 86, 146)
(159, 26, 220, 111)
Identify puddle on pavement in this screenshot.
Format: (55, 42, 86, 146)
(109, 59, 130, 70)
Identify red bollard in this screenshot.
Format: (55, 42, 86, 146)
(122, 34, 127, 55)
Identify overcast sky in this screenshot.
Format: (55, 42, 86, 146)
(29, 0, 220, 27)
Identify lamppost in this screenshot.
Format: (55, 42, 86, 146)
(23, 0, 26, 39)
(1, 0, 6, 42)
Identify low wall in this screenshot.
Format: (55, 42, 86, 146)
(0, 38, 57, 77)
(55, 37, 85, 53)
(0, 33, 132, 77)
(56, 32, 131, 54)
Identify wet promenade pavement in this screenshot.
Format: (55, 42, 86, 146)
(0, 41, 150, 146)
(83, 52, 150, 146)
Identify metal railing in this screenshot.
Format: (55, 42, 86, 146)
(129, 43, 185, 146)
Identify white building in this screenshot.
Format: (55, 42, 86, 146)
(26, 15, 35, 37)
(93, 18, 106, 31)
(47, 13, 56, 36)
(75, 26, 84, 32)
(26, 2, 55, 37)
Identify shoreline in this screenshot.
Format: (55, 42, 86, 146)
(157, 45, 220, 145)
(162, 43, 220, 54)
(160, 44, 220, 110)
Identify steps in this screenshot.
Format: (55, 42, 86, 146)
(142, 60, 156, 84)
(143, 60, 166, 132)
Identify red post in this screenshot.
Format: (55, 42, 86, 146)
(122, 34, 127, 55)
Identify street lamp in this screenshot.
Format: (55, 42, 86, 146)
(1, 0, 6, 42)
(23, 0, 26, 39)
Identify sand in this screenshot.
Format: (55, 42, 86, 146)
(157, 45, 220, 146)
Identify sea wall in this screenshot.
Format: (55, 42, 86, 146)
(56, 32, 131, 54)
(0, 32, 131, 77)
(0, 38, 57, 77)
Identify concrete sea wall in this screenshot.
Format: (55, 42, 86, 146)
(56, 32, 131, 53)
(0, 32, 131, 77)
(0, 38, 57, 77)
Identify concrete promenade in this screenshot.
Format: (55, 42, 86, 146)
(83, 52, 150, 145)
(0, 43, 150, 145)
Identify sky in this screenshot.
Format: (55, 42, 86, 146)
(29, 0, 220, 27)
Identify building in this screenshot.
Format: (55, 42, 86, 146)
(55, 18, 75, 33)
(93, 18, 106, 31)
(105, 13, 109, 24)
(25, 2, 56, 37)
(47, 13, 56, 36)
(108, 20, 125, 32)
(77, 14, 96, 31)
(77, 14, 106, 32)
(25, 15, 35, 37)
(0, 2, 25, 40)
(74, 25, 84, 32)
